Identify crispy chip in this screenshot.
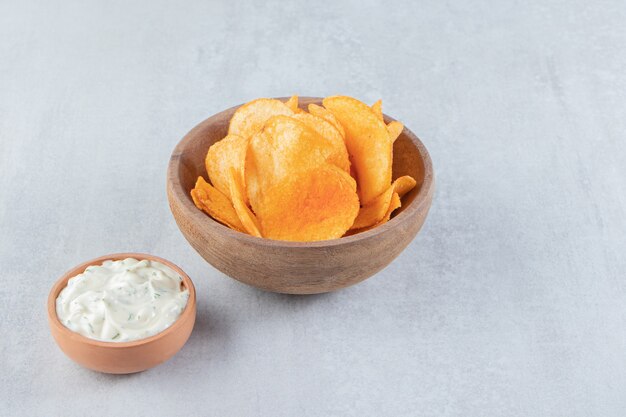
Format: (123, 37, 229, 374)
(291, 112, 350, 173)
(377, 192, 401, 226)
(392, 175, 417, 198)
(205, 134, 248, 203)
(191, 176, 245, 232)
(348, 192, 402, 235)
(284, 95, 298, 112)
(387, 120, 404, 143)
(323, 96, 393, 204)
(244, 144, 261, 217)
(371, 99, 404, 142)
(371, 99, 383, 121)
(247, 115, 349, 192)
(308, 103, 345, 138)
(246, 116, 357, 241)
(253, 164, 359, 241)
(351, 175, 416, 229)
(228, 168, 262, 237)
(228, 98, 293, 139)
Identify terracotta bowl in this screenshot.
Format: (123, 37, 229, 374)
(167, 97, 434, 294)
(47, 253, 196, 374)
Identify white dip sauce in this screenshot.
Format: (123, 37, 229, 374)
(56, 258, 189, 342)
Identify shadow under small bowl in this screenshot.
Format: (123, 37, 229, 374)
(167, 97, 434, 294)
(47, 253, 196, 374)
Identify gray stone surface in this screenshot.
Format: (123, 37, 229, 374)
(1, 0, 625, 416)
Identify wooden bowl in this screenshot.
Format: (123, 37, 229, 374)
(47, 253, 196, 374)
(167, 97, 434, 294)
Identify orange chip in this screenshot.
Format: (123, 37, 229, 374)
(252, 164, 359, 241)
(244, 145, 261, 216)
(284, 95, 298, 112)
(387, 120, 404, 143)
(228, 98, 293, 139)
(370, 99, 404, 142)
(291, 112, 350, 173)
(190, 176, 245, 232)
(308, 103, 345, 138)
(247, 115, 349, 193)
(351, 175, 416, 229)
(322, 96, 392, 205)
(205, 134, 248, 203)
(348, 192, 402, 235)
(228, 168, 262, 237)
(391, 175, 417, 198)
(377, 192, 401, 226)
(371, 99, 383, 121)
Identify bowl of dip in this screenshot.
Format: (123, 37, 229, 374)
(47, 253, 196, 374)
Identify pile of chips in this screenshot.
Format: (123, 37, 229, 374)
(191, 95, 416, 242)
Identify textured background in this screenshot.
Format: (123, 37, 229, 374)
(1, 0, 625, 416)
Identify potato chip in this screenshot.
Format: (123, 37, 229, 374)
(308, 103, 345, 138)
(291, 112, 350, 173)
(387, 120, 404, 143)
(391, 175, 417, 197)
(190, 176, 245, 232)
(369, 99, 404, 142)
(348, 192, 402, 235)
(322, 96, 393, 204)
(244, 143, 261, 216)
(228, 98, 293, 139)
(351, 175, 416, 229)
(228, 168, 262, 237)
(205, 134, 248, 203)
(284, 95, 298, 112)
(246, 115, 349, 192)
(252, 164, 359, 241)
(349, 164, 358, 181)
(377, 192, 401, 226)
(371, 99, 383, 121)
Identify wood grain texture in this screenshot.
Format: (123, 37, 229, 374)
(47, 253, 197, 374)
(167, 97, 434, 294)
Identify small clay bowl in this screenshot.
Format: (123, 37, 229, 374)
(47, 253, 196, 374)
(167, 97, 434, 294)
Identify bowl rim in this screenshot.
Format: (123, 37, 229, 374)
(167, 96, 434, 247)
(47, 253, 197, 349)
